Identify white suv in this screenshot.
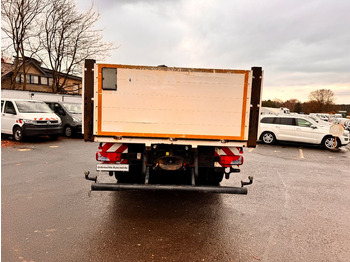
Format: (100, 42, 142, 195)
(1, 99, 62, 141)
(259, 115, 350, 149)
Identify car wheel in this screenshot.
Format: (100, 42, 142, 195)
(261, 131, 276, 144)
(64, 125, 73, 137)
(322, 136, 340, 149)
(13, 126, 23, 142)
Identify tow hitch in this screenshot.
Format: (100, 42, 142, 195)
(241, 176, 254, 187)
(84, 171, 97, 182)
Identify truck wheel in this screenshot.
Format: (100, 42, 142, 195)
(114, 172, 129, 183)
(129, 162, 144, 183)
(13, 126, 23, 142)
(261, 131, 276, 144)
(322, 136, 340, 149)
(207, 172, 224, 185)
(64, 125, 73, 137)
(115, 163, 143, 183)
(197, 167, 223, 186)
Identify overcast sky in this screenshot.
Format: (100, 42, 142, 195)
(77, 0, 350, 104)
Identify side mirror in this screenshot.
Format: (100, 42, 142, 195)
(310, 125, 317, 129)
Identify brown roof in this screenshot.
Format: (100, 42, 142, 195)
(1, 62, 14, 78)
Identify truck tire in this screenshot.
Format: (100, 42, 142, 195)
(261, 131, 276, 144)
(13, 126, 23, 142)
(115, 163, 143, 183)
(197, 167, 223, 186)
(322, 136, 340, 150)
(207, 171, 224, 185)
(114, 171, 130, 183)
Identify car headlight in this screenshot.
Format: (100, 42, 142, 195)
(73, 116, 81, 123)
(21, 119, 36, 124)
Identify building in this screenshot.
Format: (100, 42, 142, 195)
(1, 57, 82, 95)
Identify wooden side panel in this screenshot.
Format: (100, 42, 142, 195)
(247, 67, 263, 147)
(83, 59, 95, 141)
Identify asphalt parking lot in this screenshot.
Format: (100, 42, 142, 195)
(1, 137, 350, 261)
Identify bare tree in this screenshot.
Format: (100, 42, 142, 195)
(283, 98, 300, 112)
(308, 89, 335, 112)
(1, 0, 45, 89)
(39, 0, 114, 93)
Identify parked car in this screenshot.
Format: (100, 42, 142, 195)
(335, 118, 350, 131)
(308, 114, 331, 125)
(1, 98, 62, 141)
(309, 113, 330, 122)
(45, 101, 82, 137)
(258, 115, 350, 149)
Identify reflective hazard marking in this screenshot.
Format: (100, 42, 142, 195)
(101, 143, 128, 153)
(98, 143, 129, 164)
(214, 146, 244, 167)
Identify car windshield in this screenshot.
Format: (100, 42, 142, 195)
(63, 103, 82, 114)
(15, 101, 53, 113)
(308, 116, 319, 122)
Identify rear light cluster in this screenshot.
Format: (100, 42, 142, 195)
(219, 155, 243, 167)
(96, 151, 122, 163)
(215, 147, 244, 167)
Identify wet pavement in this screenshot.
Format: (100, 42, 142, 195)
(1, 137, 350, 261)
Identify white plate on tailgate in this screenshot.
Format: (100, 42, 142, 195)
(96, 164, 129, 172)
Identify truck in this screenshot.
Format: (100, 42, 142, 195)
(83, 59, 263, 194)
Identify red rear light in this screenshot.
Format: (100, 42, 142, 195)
(219, 155, 243, 167)
(96, 151, 122, 162)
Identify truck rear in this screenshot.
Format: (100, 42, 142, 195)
(83, 60, 263, 194)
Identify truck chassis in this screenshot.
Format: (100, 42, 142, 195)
(83, 60, 262, 194)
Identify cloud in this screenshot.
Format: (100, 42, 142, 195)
(76, 0, 350, 104)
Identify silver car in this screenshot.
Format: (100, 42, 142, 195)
(45, 101, 82, 137)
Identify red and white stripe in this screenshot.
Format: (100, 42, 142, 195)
(101, 143, 128, 154)
(97, 143, 128, 164)
(215, 147, 243, 156)
(214, 146, 244, 167)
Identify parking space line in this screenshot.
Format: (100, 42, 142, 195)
(299, 149, 304, 159)
(249, 148, 254, 153)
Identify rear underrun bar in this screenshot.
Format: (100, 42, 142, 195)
(90, 183, 248, 194)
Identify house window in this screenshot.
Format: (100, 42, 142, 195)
(16, 73, 24, 83)
(32, 75, 39, 84)
(48, 77, 53, 86)
(16, 74, 21, 83)
(26, 74, 30, 83)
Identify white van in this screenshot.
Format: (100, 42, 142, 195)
(1, 99, 62, 141)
